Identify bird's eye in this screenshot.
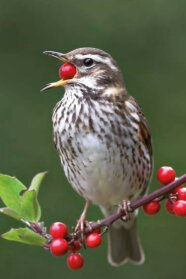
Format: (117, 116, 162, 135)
(83, 58, 94, 67)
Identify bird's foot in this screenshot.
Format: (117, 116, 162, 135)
(117, 200, 133, 221)
(75, 217, 92, 242)
(74, 200, 91, 241)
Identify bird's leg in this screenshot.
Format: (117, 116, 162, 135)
(117, 200, 133, 221)
(75, 200, 90, 240)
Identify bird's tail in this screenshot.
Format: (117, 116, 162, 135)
(100, 207, 145, 266)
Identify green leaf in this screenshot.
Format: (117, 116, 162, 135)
(0, 174, 44, 222)
(29, 172, 47, 196)
(0, 175, 26, 213)
(2, 228, 47, 246)
(0, 207, 22, 220)
(21, 190, 41, 222)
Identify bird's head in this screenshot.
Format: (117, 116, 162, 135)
(42, 48, 126, 98)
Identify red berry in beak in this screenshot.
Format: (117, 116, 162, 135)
(59, 63, 76, 80)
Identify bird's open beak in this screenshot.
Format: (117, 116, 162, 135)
(41, 50, 69, 92)
(43, 51, 68, 62)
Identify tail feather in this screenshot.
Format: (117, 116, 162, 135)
(108, 220, 145, 266)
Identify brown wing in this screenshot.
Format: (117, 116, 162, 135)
(126, 96, 153, 196)
(127, 96, 152, 160)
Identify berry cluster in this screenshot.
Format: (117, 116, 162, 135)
(49, 222, 102, 270)
(143, 166, 186, 216)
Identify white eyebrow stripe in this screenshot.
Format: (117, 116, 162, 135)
(75, 54, 118, 70)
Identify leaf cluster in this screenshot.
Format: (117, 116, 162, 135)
(0, 173, 47, 246)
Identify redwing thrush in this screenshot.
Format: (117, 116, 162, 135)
(43, 48, 153, 266)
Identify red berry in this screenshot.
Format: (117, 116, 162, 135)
(172, 185, 184, 194)
(92, 227, 101, 234)
(50, 222, 68, 239)
(172, 178, 184, 194)
(85, 232, 102, 248)
(67, 253, 84, 270)
(68, 241, 82, 252)
(157, 166, 176, 185)
(173, 200, 186, 216)
(176, 188, 186, 201)
(59, 63, 76, 80)
(88, 223, 101, 234)
(165, 200, 175, 214)
(143, 200, 161, 215)
(50, 238, 68, 256)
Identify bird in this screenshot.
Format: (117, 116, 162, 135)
(42, 47, 153, 266)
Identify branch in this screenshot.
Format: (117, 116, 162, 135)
(25, 173, 186, 243)
(74, 174, 186, 237)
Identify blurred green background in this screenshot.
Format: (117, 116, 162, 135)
(0, 0, 186, 278)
